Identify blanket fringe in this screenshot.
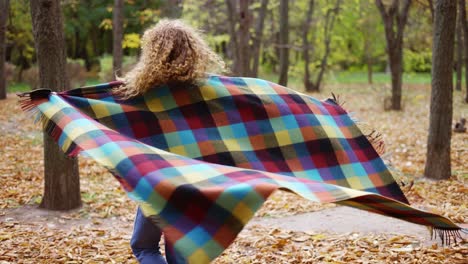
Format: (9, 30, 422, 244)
(17, 89, 82, 158)
(17, 89, 52, 113)
(330, 92, 346, 107)
(329, 92, 385, 156)
(365, 129, 386, 156)
(430, 227, 466, 245)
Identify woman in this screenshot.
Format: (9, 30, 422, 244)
(115, 19, 225, 264)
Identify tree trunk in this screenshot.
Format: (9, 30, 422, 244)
(425, 0, 457, 180)
(278, 0, 289, 86)
(313, 0, 341, 92)
(112, 0, 124, 78)
(251, 0, 268, 77)
(460, 0, 468, 103)
(389, 47, 403, 110)
(303, 0, 315, 91)
(238, 0, 252, 76)
(366, 52, 373, 84)
(30, 0, 81, 210)
(225, 0, 240, 74)
(161, 0, 183, 18)
(361, 1, 373, 85)
(375, 0, 412, 110)
(0, 0, 8, 100)
(456, 9, 463, 91)
(428, 0, 435, 20)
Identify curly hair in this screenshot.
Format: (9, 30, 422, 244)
(114, 19, 225, 98)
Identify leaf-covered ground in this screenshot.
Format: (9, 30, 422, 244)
(0, 84, 467, 263)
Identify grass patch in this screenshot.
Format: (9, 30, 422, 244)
(7, 79, 106, 94)
(5, 70, 433, 95)
(84, 78, 102, 86)
(327, 72, 432, 85)
(99, 54, 137, 73)
(258, 71, 433, 91)
(7, 83, 30, 93)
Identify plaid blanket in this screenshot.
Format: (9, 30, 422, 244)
(20, 76, 462, 263)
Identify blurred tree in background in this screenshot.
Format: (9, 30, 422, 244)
(0, 0, 8, 100)
(1, 0, 466, 100)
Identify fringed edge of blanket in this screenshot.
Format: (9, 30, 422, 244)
(431, 227, 467, 246)
(18, 89, 83, 157)
(328, 93, 386, 156)
(17, 89, 52, 112)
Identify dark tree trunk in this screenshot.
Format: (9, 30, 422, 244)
(238, 0, 252, 76)
(375, 0, 412, 110)
(389, 47, 403, 109)
(305, 0, 341, 92)
(360, 1, 373, 85)
(161, 0, 183, 18)
(428, 0, 435, 20)
(112, 0, 124, 78)
(30, 0, 81, 210)
(278, 0, 289, 86)
(366, 52, 373, 84)
(460, 0, 468, 103)
(303, 0, 315, 91)
(74, 29, 80, 59)
(225, 0, 253, 76)
(90, 27, 100, 56)
(0, 0, 9, 100)
(251, 0, 268, 77)
(313, 0, 341, 91)
(225, 0, 240, 74)
(456, 9, 463, 91)
(425, 0, 457, 180)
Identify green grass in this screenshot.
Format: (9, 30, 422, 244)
(7, 83, 30, 93)
(99, 54, 136, 73)
(327, 72, 432, 85)
(6, 70, 460, 94)
(258, 71, 434, 91)
(7, 79, 103, 94)
(84, 78, 102, 86)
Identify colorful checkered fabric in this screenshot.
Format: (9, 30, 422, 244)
(21, 76, 462, 263)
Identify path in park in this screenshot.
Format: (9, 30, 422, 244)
(250, 206, 437, 245)
(3, 205, 449, 246)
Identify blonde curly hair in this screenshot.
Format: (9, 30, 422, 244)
(114, 19, 225, 98)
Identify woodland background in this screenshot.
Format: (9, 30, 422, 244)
(0, 0, 459, 92)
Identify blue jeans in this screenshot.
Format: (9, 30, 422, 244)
(130, 208, 185, 264)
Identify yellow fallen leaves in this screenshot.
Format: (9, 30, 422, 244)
(404, 177, 467, 223)
(0, 219, 137, 263)
(215, 226, 467, 264)
(255, 191, 336, 218)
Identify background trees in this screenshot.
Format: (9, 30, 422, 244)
(459, 0, 468, 103)
(278, 0, 289, 85)
(225, 0, 269, 77)
(4, 0, 443, 92)
(0, 0, 8, 100)
(303, 0, 342, 92)
(375, 0, 412, 111)
(112, 0, 124, 78)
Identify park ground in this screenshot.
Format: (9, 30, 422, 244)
(0, 81, 467, 263)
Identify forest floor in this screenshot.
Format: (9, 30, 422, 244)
(0, 83, 467, 263)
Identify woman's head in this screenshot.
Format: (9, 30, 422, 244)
(115, 19, 225, 98)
